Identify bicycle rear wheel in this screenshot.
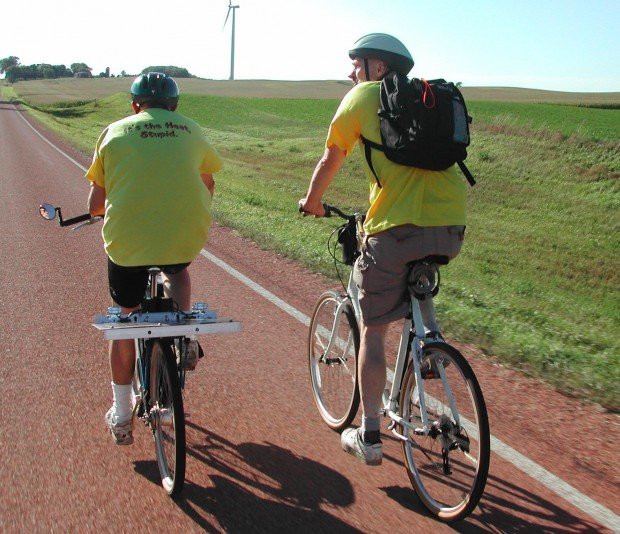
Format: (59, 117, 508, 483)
(148, 340, 186, 497)
(308, 290, 360, 431)
(399, 342, 490, 522)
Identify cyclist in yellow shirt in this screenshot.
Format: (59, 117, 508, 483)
(86, 72, 223, 445)
(299, 34, 467, 466)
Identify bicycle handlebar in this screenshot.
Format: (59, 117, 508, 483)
(39, 203, 101, 228)
(323, 204, 361, 222)
(59, 212, 92, 227)
(299, 202, 359, 222)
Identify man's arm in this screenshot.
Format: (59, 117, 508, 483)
(201, 173, 215, 195)
(299, 144, 346, 217)
(88, 182, 106, 216)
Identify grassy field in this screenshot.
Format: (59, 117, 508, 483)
(4, 78, 619, 411)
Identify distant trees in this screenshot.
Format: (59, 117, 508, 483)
(1, 57, 194, 82)
(3, 61, 72, 82)
(0, 56, 19, 74)
(141, 66, 193, 78)
(1, 57, 97, 82)
(70, 63, 92, 76)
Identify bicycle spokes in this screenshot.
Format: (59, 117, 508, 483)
(308, 291, 360, 431)
(400, 343, 490, 521)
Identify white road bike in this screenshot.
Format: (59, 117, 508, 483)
(307, 204, 490, 522)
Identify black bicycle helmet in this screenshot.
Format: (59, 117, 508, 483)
(130, 72, 179, 107)
(349, 33, 414, 75)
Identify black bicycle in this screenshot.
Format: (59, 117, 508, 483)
(39, 203, 241, 497)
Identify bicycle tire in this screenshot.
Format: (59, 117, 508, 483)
(308, 290, 360, 431)
(148, 340, 186, 497)
(399, 342, 490, 522)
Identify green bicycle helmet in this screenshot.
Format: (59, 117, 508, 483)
(349, 33, 414, 75)
(130, 72, 179, 107)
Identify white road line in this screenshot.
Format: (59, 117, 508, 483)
(200, 249, 311, 327)
(20, 104, 619, 533)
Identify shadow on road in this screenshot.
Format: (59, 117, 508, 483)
(381, 451, 605, 533)
(134, 421, 361, 532)
(134, 421, 605, 532)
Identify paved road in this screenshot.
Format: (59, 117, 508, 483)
(0, 101, 618, 533)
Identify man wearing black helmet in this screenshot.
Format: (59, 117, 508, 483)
(299, 34, 467, 466)
(86, 72, 223, 445)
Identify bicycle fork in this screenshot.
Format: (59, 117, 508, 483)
(320, 297, 352, 365)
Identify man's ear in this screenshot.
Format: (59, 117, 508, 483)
(131, 101, 141, 114)
(377, 60, 389, 77)
(169, 103, 178, 112)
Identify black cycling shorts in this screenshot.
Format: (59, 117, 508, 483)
(108, 258, 190, 309)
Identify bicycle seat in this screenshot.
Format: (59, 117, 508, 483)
(408, 255, 450, 267)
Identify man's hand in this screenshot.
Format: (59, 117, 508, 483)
(88, 182, 106, 217)
(298, 198, 326, 217)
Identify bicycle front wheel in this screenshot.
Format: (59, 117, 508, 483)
(148, 340, 186, 497)
(308, 290, 360, 431)
(399, 342, 490, 522)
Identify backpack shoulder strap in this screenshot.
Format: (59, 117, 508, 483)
(457, 160, 477, 186)
(360, 135, 383, 188)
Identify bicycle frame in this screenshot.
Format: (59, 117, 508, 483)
(343, 247, 462, 441)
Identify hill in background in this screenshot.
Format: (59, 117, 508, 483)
(6, 77, 620, 105)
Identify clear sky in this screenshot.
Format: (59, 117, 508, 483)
(2, 0, 618, 92)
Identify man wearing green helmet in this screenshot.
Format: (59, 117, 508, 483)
(299, 34, 467, 465)
(86, 72, 223, 445)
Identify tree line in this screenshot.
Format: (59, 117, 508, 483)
(0, 56, 97, 82)
(1, 57, 194, 83)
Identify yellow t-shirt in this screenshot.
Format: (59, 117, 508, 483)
(326, 82, 467, 235)
(86, 108, 222, 266)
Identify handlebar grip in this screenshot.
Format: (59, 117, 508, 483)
(298, 202, 332, 218)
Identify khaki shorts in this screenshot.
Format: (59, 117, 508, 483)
(353, 225, 465, 326)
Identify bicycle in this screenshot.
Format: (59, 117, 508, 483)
(39, 203, 241, 498)
(307, 204, 490, 522)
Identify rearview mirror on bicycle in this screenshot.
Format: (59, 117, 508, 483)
(38, 202, 100, 228)
(39, 202, 58, 220)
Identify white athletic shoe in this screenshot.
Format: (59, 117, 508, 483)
(105, 407, 133, 446)
(341, 427, 383, 466)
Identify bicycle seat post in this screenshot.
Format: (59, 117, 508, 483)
(148, 267, 161, 299)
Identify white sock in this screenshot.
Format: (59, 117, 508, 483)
(112, 382, 133, 422)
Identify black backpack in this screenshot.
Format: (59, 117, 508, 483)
(360, 72, 476, 187)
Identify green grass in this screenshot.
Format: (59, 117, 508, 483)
(0, 82, 19, 101)
(14, 86, 620, 411)
(468, 101, 620, 142)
